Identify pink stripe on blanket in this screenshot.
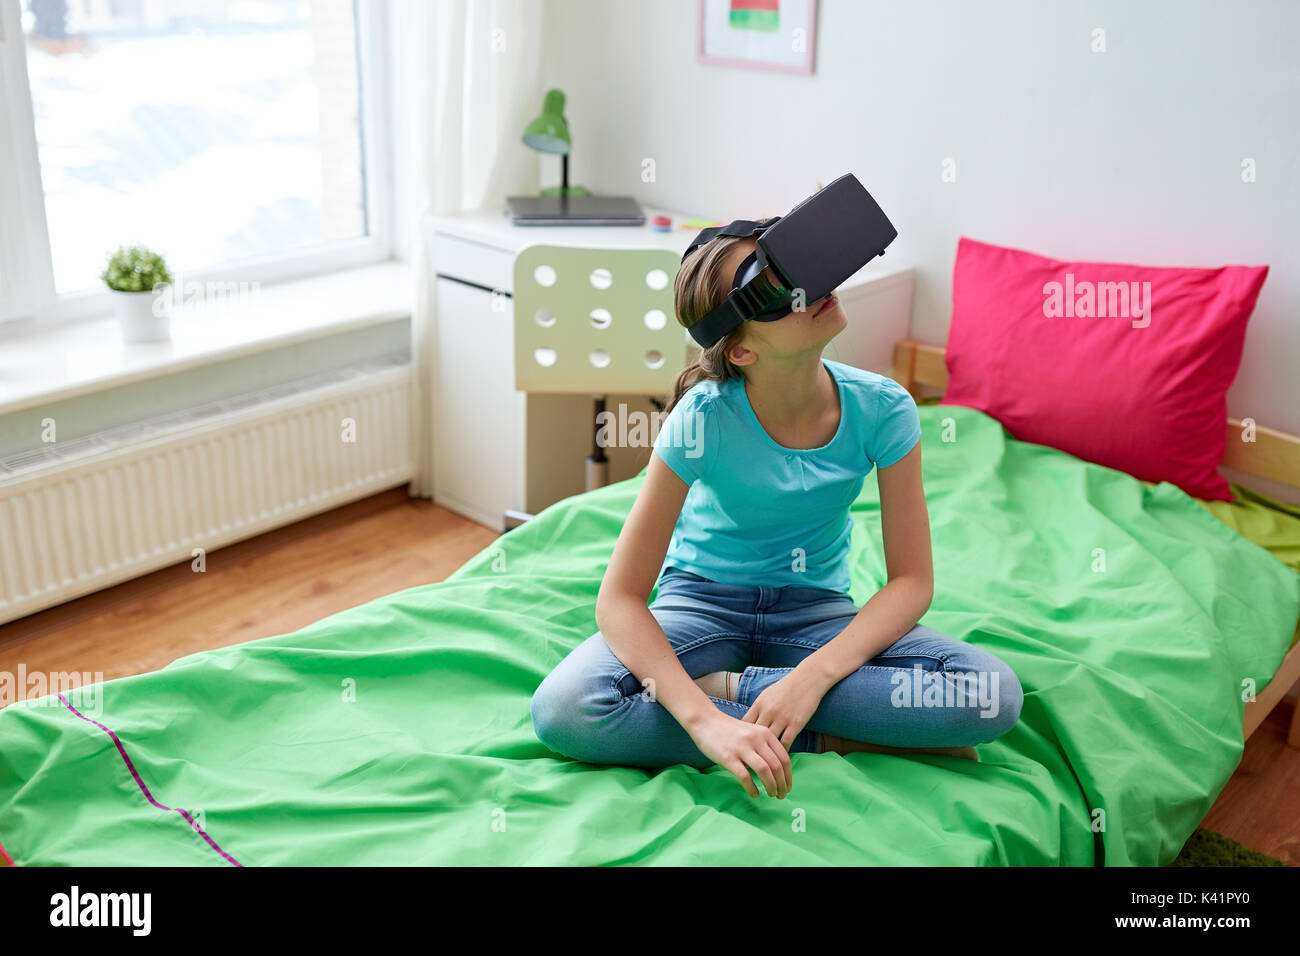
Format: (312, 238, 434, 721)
(58, 693, 242, 867)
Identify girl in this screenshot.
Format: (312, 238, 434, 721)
(530, 222, 1023, 800)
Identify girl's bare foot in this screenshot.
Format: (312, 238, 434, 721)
(693, 671, 741, 701)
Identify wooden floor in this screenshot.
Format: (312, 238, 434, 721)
(0, 488, 498, 689)
(1, 486, 1296, 865)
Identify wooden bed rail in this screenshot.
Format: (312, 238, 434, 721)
(891, 338, 1300, 747)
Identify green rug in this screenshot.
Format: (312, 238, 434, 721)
(1169, 828, 1288, 866)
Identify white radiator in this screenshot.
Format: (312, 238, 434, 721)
(0, 358, 413, 625)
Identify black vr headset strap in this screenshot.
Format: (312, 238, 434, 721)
(681, 218, 781, 262)
(689, 301, 744, 350)
(688, 251, 792, 349)
(682, 216, 787, 348)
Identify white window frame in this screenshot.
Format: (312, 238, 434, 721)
(0, 0, 392, 330)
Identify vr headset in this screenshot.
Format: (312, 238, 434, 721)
(681, 173, 897, 349)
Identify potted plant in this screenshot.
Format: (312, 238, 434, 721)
(101, 245, 173, 343)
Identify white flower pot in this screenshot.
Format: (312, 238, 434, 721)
(111, 288, 170, 344)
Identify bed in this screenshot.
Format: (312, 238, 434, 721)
(0, 339, 1297, 866)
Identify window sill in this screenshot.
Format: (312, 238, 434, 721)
(0, 260, 412, 417)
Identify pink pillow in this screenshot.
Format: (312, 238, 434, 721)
(942, 237, 1268, 502)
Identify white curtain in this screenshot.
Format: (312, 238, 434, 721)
(403, 0, 543, 497)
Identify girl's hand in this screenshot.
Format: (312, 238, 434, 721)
(686, 711, 792, 799)
(741, 666, 828, 752)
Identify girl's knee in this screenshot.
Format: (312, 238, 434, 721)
(530, 678, 557, 746)
(933, 648, 1022, 743)
(966, 658, 1022, 742)
(530, 668, 581, 753)
(530, 658, 623, 761)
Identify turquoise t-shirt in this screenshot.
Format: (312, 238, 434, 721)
(651, 358, 921, 594)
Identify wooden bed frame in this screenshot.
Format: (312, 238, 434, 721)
(891, 338, 1300, 749)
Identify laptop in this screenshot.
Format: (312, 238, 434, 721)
(506, 194, 645, 226)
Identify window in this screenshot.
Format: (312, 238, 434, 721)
(0, 0, 387, 322)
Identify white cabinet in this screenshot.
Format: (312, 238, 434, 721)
(434, 272, 656, 528)
(432, 275, 603, 528)
(424, 209, 915, 531)
(432, 276, 525, 528)
(426, 209, 699, 531)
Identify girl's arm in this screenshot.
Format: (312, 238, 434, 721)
(797, 441, 935, 691)
(595, 452, 791, 798)
(595, 453, 705, 726)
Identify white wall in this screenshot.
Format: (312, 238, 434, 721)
(540, 0, 1300, 446)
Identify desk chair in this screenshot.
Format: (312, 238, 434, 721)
(512, 244, 688, 524)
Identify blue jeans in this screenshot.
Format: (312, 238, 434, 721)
(531, 568, 1024, 769)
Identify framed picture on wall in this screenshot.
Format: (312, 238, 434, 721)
(697, 0, 818, 75)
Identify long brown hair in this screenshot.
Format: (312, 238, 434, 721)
(666, 218, 776, 413)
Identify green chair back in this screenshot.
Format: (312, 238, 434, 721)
(513, 244, 689, 395)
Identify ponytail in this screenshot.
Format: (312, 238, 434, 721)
(666, 340, 736, 414)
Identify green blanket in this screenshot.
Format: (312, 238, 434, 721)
(1, 405, 1297, 866)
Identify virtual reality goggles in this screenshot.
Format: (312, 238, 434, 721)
(681, 173, 897, 349)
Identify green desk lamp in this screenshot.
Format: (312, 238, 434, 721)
(522, 89, 589, 198)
